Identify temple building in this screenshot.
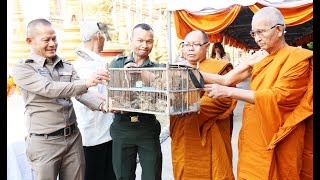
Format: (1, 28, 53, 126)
(7, 0, 172, 70)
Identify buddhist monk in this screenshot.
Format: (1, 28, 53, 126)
(203, 7, 313, 179)
(170, 30, 237, 180)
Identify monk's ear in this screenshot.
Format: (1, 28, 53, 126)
(276, 26, 285, 37)
(26, 37, 32, 45)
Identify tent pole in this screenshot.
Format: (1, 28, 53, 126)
(233, 42, 235, 65)
(222, 35, 225, 46)
(167, 11, 172, 64)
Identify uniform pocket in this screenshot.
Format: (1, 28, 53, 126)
(25, 137, 35, 162)
(60, 75, 72, 82)
(58, 71, 72, 82)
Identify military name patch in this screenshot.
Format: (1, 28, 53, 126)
(58, 71, 72, 76)
(37, 67, 49, 75)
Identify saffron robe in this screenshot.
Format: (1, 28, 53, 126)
(170, 58, 237, 180)
(237, 46, 313, 180)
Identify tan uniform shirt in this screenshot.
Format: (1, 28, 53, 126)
(12, 53, 103, 134)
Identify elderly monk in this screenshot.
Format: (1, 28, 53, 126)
(170, 30, 237, 180)
(203, 7, 313, 179)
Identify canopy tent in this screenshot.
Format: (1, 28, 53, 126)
(166, 0, 313, 51)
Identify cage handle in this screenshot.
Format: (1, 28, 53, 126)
(187, 69, 204, 88)
(169, 64, 204, 88)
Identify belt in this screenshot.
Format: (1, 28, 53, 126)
(116, 113, 155, 123)
(30, 123, 77, 137)
(117, 113, 155, 118)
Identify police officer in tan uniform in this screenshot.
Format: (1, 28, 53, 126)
(108, 23, 162, 180)
(12, 18, 110, 180)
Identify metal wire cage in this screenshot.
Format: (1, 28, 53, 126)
(107, 63, 202, 115)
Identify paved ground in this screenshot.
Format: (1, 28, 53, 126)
(7, 77, 250, 180)
(135, 77, 251, 180)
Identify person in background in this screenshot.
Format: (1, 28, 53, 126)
(12, 18, 110, 180)
(72, 21, 116, 180)
(211, 42, 231, 62)
(174, 41, 186, 63)
(108, 23, 162, 180)
(170, 30, 237, 180)
(203, 7, 313, 179)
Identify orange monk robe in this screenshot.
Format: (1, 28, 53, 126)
(170, 58, 237, 180)
(7, 76, 21, 96)
(237, 46, 313, 180)
(7, 76, 15, 96)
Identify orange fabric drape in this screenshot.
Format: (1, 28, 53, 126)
(223, 36, 249, 51)
(291, 32, 313, 47)
(248, 3, 313, 27)
(173, 3, 313, 50)
(173, 5, 241, 41)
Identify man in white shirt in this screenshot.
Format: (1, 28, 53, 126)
(72, 21, 116, 180)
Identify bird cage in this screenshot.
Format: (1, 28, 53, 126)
(106, 63, 203, 115)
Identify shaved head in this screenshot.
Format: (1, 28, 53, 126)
(251, 7, 287, 54)
(185, 30, 208, 43)
(25, 18, 57, 60)
(26, 18, 52, 38)
(182, 30, 209, 65)
(252, 7, 285, 29)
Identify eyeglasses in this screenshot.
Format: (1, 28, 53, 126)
(97, 22, 112, 41)
(249, 24, 284, 38)
(182, 42, 208, 49)
(97, 22, 105, 31)
(179, 41, 184, 48)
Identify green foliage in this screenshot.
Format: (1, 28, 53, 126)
(307, 42, 313, 50)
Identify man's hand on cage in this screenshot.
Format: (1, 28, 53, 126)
(102, 97, 121, 113)
(123, 62, 156, 87)
(124, 62, 142, 74)
(85, 69, 110, 88)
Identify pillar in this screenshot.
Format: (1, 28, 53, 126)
(7, 0, 30, 69)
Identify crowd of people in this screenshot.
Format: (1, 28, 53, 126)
(11, 6, 312, 180)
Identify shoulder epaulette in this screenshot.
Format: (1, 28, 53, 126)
(115, 54, 127, 61)
(61, 59, 72, 65)
(22, 59, 34, 63)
